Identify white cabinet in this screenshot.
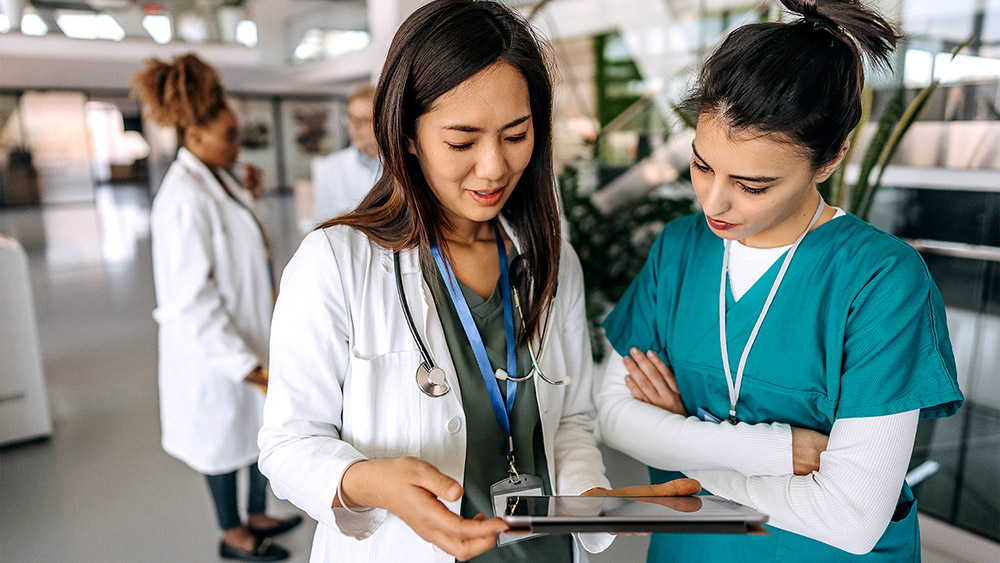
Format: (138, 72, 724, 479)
(0, 234, 52, 445)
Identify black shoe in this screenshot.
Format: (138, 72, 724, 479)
(219, 537, 289, 562)
(247, 515, 304, 538)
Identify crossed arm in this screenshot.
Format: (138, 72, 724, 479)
(599, 347, 918, 555)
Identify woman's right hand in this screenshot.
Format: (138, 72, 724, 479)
(339, 457, 507, 561)
(791, 427, 829, 475)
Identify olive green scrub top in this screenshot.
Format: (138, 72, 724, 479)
(423, 250, 573, 563)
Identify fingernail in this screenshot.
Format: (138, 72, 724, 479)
(630, 347, 641, 356)
(647, 351, 656, 358)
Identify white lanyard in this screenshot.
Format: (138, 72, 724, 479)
(718, 197, 825, 424)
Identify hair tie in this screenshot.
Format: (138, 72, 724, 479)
(803, 13, 832, 30)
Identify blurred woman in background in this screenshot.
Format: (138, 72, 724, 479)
(133, 53, 300, 562)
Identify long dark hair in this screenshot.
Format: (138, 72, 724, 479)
(321, 0, 560, 344)
(683, 0, 901, 169)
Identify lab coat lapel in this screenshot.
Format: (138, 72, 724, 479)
(177, 148, 263, 247)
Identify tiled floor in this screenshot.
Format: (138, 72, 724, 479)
(0, 184, 994, 562)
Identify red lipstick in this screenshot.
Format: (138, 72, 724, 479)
(706, 216, 736, 231)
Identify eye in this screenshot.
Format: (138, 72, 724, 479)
(691, 160, 710, 173)
(447, 142, 474, 151)
(738, 183, 768, 195)
(506, 133, 528, 143)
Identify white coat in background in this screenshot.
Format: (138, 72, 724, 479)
(152, 147, 272, 475)
(311, 146, 380, 225)
(259, 224, 613, 563)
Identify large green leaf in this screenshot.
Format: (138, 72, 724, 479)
(822, 86, 873, 207)
(851, 88, 905, 214)
(857, 79, 940, 219)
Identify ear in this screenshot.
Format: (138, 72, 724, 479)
(184, 125, 203, 150)
(406, 136, 417, 156)
(815, 140, 850, 183)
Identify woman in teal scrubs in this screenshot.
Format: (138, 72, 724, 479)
(596, 0, 963, 561)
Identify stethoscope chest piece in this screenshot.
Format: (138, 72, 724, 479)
(416, 363, 450, 397)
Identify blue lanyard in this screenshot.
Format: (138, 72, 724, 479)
(429, 223, 517, 447)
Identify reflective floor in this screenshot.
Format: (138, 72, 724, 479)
(0, 184, 993, 562)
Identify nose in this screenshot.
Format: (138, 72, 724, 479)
(699, 176, 730, 217)
(475, 142, 507, 184)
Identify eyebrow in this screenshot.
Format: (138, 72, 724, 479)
(691, 142, 781, 184)
(443, 115, 531, 133)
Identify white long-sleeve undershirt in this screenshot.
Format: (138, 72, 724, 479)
(687, 411, 919, 554)
(597, 355, 919, 554)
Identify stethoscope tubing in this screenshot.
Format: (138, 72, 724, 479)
(394, 252, 437, 372)
(392, 249, 569, 393)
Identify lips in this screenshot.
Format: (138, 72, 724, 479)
(706, 216, 736, 231)
(469, 187, 504, 206)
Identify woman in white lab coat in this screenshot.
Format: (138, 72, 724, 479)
(258, 2, 700, 562)
(134, 53, 299, 562)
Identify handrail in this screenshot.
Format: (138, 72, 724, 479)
(904, 239, 1000, 263)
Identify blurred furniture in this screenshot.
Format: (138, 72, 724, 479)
(0, 234, 52, 445)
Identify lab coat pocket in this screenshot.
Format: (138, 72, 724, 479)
(346, 349, 423, 459)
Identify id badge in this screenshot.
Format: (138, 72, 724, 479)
(698, 406, 722, 423)
(490, 474, 544, 546)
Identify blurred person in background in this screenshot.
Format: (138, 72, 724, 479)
(311, 84, 381, 225)
(133, 52, 301, 563)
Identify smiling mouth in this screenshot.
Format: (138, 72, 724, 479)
(469, 187, 505, 206)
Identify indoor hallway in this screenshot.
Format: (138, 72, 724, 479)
(0, 184, 989, 563)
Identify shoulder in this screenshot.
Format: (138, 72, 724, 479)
(825, 215, 934, 291)
(151, 162, 214, 221)
(298, 224, 384, 264)
(644, 212, 712, 267)
(319, 148, 354, 168)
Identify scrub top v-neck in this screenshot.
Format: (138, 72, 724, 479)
(422, 249, 573, 563)
(602, 212, 962, 562)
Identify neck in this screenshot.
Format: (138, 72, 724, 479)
(739, 190, 825, 249)
(442, 217, 495, 247)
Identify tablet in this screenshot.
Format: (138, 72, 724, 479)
(502, 494, 769, 534)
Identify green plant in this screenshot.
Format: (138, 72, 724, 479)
(559, 165, 693, 360)
(819, 36, 972, 220)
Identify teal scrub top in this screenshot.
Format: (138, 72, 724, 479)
(602, 213, 963, 562)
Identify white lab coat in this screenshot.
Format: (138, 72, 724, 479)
(151, 147, 272, 475)
(311, 146, 380, 224)
(259, 224, 613, 562)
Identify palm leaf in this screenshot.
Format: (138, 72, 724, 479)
(857, 79, 940, 219)
(670, 102, 697, 130)
(851, 88, 904, 214)
(854, 34, 970, 219)
(823, 86, 873, 207)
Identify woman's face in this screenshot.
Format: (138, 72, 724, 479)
(188, 108, 240, 170)
(409, 62, 534, 236)
(690, 113, 840, 248)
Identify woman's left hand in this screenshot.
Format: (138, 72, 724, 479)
(624, 347, 687, 416)
(582, 478, 702, 498)
(242, 163, 264, 199)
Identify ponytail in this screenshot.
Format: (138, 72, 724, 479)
(684, 0, 902, 169)
(131, 53, 229, 134)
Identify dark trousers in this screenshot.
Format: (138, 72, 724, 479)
(204, 462, 268, 530)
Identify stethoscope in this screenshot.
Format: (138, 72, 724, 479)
(393, 250, 571, 398)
